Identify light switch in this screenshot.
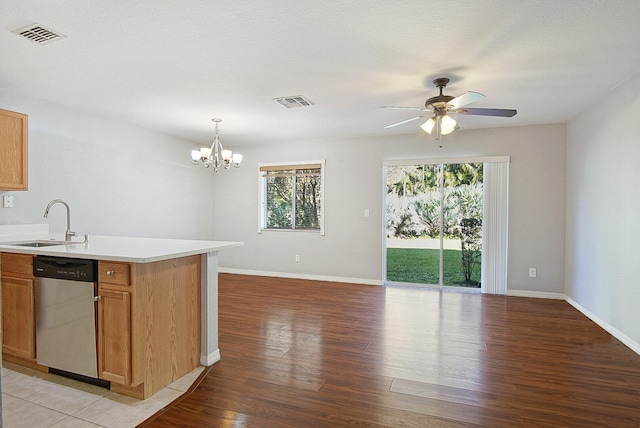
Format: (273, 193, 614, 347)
(364, 209, 370, 217)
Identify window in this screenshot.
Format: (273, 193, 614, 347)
(259, 160, 325, 234)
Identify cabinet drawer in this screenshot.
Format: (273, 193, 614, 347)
(98, 262, 130, 286)
(0, 253, 33, 277)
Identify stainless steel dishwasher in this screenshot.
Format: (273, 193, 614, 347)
(34, 256, 100, 380)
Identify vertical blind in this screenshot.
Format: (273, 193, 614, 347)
(481, 160, 510, 295)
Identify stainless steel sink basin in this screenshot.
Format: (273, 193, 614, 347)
(6, 240, 79, 247)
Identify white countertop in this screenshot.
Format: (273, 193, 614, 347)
(0, 231, 243, 263)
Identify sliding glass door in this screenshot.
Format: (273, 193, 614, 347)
(386, 164, 442, 285)
(385, 161, 485, 289)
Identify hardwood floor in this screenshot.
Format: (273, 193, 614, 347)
(140, 274, 640, 427)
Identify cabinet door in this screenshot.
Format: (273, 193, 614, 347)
(97, 288, 131, 385)
(1, 276, 36, 359)
(0, 108, 28, 190)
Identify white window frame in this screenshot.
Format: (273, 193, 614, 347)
(258, 160, 326, 235)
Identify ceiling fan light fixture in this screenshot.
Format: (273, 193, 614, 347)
(420, 117, 436, 134)
(440, 115, 457, 135)
(382, 77, 517, 134)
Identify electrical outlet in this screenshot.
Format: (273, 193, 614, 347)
(364, 209, 370, 217)
(295, 254, 300, 262)
(3, 195, 14, 208)
(528, 268, 537, 278)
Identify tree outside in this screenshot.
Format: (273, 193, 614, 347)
(265, 168, 321, 230)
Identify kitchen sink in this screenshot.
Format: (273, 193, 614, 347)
(6, 240, 80, 247)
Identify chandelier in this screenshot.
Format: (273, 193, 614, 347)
(190, 118, 242, 171)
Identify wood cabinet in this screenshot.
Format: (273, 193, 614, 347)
(1, 253, 36, 361)
(1, 252, 201, 399)
(0, 108, 28, 190)
(97, 286, 132, 385)
(97, 256, 201, 399)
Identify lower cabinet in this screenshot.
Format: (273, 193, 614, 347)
(1, 253, 36, 361)
(1, 275, 36, 360)
(1, 253, 201, 400)
(97, 287, 131, 385)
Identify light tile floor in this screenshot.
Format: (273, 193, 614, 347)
(1, 361, 204, 428)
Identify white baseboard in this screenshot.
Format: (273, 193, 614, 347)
(506, 289, 565, 299)
(218, 267, 382, 286)
(565, 296, 640, 356)
(200, 349, 221, 366)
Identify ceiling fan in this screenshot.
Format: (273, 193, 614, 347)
(382, 77, 517, 138)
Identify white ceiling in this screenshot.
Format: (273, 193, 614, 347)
(2, 0, 640, 147)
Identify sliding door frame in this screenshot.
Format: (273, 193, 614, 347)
(382, 155, 510, 294)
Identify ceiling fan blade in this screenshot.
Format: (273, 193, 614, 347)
(383, 116, 424, 129)
(380, 105, 425, 111)
(454, 107, 517, 117)
(448, 91, 485, 109)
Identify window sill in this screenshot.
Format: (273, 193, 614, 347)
(258, 228, 324, 235)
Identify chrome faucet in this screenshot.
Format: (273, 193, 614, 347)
(43, 199, 76, 241)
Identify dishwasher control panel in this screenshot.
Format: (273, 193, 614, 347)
(33, 256, 98, 282)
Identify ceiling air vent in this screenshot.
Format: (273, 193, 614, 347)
(273, 95, 314, 109)
(12, 23, 66, 45)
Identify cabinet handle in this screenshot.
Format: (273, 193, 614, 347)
(106, 270, 114, 276)
(94, 295, 102, 301)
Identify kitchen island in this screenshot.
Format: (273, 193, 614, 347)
(0, 224, 242, 398)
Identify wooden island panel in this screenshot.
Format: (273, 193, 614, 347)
(99, 255, 201, 399)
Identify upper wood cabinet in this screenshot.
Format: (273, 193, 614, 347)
(0, 108, 28, 190)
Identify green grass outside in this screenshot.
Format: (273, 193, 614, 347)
(386, 248, 481, 287)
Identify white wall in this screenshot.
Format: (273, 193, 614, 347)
(566, 71, 640, 347)
(0, 89, 567, 294)
(215, 123, 567, 293)
(0, 90, 215, 239)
